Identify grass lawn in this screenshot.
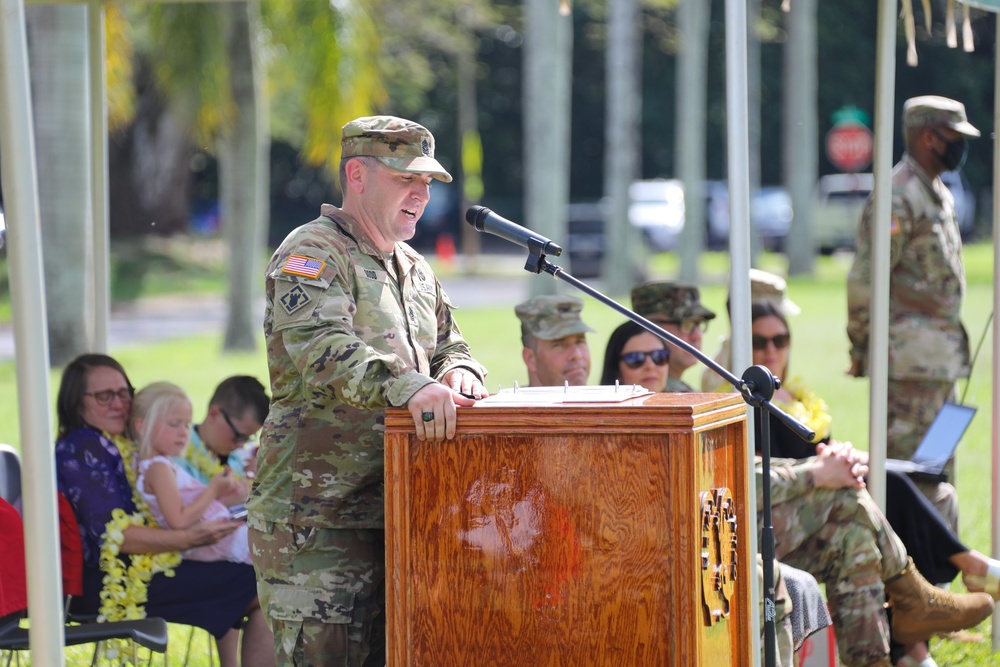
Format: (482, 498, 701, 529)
(1, 242, 999, 664)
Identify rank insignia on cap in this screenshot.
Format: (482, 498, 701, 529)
(282, 255, 325, 279)
(279, 284, 311, 315)
(890, 215, 901, 235)
(421, 138, 430, 156)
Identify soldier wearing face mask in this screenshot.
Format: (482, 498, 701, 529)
(846, 95, 979, 533)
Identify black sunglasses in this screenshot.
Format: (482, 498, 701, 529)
(220, 409, 253, 444)
(751, 333, 791, 351)
(620, 349, 671, 369)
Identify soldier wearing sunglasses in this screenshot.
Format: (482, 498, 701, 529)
(630, 281, 716, 392)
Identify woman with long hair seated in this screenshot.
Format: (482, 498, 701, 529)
(54, 353, 275, 667)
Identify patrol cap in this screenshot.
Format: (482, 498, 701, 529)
(902, 96, 980, 138)
(630, 281, 716, 322)
(515, 295, 595, 341)
(749, 269, 800, 316)
(341, 115, 453, 182)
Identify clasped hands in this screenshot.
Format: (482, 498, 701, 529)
(812, 440, 869, 490)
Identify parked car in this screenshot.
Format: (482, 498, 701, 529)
(566, 201, 607, 278)
(627, 179, 686, 252)
(750, 187, 793, 250)
(812, 173, 873, 254)
(812, 170, 975, 253)
(939, 169, 976, 238)
(0, 205, 5, 253)
(703, 181, 792, 250)
(409, 180, 461, 250)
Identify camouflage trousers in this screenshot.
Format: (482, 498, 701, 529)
(887, 379, 959, 531)
(248, 522, 385, 667)
(763, 485, 907, 667)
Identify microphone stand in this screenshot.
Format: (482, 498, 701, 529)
(516, 242, 814, 667)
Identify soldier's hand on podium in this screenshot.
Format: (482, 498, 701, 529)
(407, 380, 478, 442)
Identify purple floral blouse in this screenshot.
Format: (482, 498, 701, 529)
(55, 426, 137, 568)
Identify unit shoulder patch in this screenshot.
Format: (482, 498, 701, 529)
(279, 284, 312, 315)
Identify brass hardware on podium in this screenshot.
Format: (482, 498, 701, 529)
(700, 487, 738, 626)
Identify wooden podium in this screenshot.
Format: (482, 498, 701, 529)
(384, 390, 752, 666)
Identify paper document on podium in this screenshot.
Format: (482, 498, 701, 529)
(475, 384, 652, 405)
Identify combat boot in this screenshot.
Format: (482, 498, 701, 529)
(885, 558, 995, 644)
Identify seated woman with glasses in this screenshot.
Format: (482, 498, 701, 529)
(751, 299, 1000, 666)
(599, 320, 671, 389)
(54, 354, 275, 667)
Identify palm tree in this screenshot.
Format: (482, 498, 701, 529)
(26, 4, 93, 365)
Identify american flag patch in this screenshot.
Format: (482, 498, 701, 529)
(282, 255, 325, 279)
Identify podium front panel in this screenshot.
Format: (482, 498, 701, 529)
(385, 392, 751, 667)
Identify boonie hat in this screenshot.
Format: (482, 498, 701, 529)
(630, 281, 717, 323)
(341, 115, 453, 182)
(749, 269, 800, 316)
(902, 96, 980, 138)
(515, 295, 594, 341)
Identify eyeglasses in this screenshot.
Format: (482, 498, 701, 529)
(751, 333, 791, 351)
(220, 410, 254, 444)
(84, 387, 134, 406)
(661, 319, 708, 336)
(620, 349, 671, 369)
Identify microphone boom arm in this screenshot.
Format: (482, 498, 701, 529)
(494, 238, 814, 667)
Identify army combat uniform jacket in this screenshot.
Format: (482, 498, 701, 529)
(846, 154, 969, 381)
(249, 205, 486, 530)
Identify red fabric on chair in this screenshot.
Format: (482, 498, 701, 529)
(58, 493, 84, 598)
(58, 493, 83, 597)
(0, 497, 27, 617)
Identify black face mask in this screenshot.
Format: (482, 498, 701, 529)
(933, 132, 968, 171)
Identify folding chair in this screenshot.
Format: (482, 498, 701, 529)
(0, 496, 168, 665)
(0, 445, 168, 665)
(0, 445, 21, 513)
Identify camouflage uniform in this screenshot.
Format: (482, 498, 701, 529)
(759, 456, 908, 666)
(630, 281, 716, 392)
(247, 116, 486, 666)
(702, 269, 801, 392)
(666, 375, 696, 393)
(846, 97, 978, 529)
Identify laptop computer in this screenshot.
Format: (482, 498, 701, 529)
(884, 402, 977, 484)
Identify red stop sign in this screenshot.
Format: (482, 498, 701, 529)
(826, 123, 874, 173)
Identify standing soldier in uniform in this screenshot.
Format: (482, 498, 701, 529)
(247, 116, 489, 666)
(846, 96, 979, 531)
(630, 281, 716, 392)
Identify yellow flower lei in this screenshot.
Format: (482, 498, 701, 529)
(182, 431, 248, 483)
(97, 433, 181, 624)
(774, 377, 833, 444)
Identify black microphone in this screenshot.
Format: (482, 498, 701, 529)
(465, 206, 563, 256)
